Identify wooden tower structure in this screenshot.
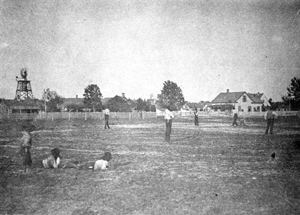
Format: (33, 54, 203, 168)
(15, 68, 33, 100)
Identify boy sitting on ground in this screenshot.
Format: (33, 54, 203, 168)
(93, 152, 112, 170)
(42, 147, 61, 169)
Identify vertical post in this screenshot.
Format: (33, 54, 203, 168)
(85, 112, 87, 120)
(68, 112, 70, 121)
(45, 100, 47, 113)
(52, 113, 53, 121)
(129, 112, 131, 120)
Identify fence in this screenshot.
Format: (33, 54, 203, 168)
(0, 110, 299, 121)
(0, 111, 157, 121)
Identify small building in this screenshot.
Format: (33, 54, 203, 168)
(0, 99, 41, 114)
(60, 95, 85, 111)
(210, 90, 270, 112)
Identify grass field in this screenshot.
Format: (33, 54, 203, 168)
(1, 116, 300, 215)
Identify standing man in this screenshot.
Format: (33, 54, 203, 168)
(264, 107, 278, 134)
(104, 108, 110, 129)
(164, 108, 174, 142)
(194, 108, 199, 126)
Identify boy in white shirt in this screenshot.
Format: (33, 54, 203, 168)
(104, 108, 110, 129)
(42, 148, 61, 169)
(264, 107, 278, 135)
(164, 108, 174, 142)
(93, 152, 112, 170)
(19, 127, 32, 173)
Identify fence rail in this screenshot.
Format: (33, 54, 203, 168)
(0, 110, 299, 121)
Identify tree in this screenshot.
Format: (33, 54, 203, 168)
(136, 98, 146, 111)
(282, 77, 300, 110)
(42, 89, 63, 112)
(107, 96, 131, 112)
(157, 80, 185, 111)
(83, 84, 102, 112)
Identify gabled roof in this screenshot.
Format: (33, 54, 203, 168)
(211, 92, 246, 103)
(247, 93, 264, 104)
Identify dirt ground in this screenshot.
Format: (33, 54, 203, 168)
(0, 116, 300, 215)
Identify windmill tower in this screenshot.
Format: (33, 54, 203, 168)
(15, 68, 33, 100)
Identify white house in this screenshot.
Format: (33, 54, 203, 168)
(210, 90, 270, 112)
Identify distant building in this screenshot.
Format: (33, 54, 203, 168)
(186, 101, 210, 111)
(210, 89, 270, 112)
(60, 95, 85, 111)
(0, 99, 41, 114)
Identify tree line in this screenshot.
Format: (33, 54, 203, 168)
(40, 77, 300, 112)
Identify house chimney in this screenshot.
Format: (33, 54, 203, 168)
(227, 89, 229, 93)
(122, 93, 125, 98)
(76, 95, 78, 99)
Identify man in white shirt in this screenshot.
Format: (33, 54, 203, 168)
(164, 108, 174, 142)
(104, 108, 110, 129)
(264, 107, 278, 134)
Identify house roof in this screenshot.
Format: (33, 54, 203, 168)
(63, 98, 84, 106)
(247, 93, 264, 103)
(1, 99, 41, 109)
(211, 92, 246, 103)
(102, 97, 112, 105)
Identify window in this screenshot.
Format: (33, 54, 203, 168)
(248, 106, 251, 112)
(243, 95, 247, 102)
(257, 106, 260, 112)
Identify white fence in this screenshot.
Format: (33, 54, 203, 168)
(0, 110, 299, 121)
(0, 111, 157, 121)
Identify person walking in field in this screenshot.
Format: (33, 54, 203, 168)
(19, 127, 32, 173)
(264, 107, 278, 135)
(104, 108, 110, 129)
(194, 108, 199, 126)
(164, 108, 174, 142)
(232, 110, 238, 126)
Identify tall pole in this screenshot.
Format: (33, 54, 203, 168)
(44, 100, 47, 113)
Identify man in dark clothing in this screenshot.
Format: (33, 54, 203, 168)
(232, 112, 238, 126)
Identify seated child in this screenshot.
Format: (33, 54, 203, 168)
(42, 148, 61, 169)
(20, 127, 32, 173)
(93, 152, 112, 170)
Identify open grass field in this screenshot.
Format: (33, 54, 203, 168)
(1, 116, 300, 215)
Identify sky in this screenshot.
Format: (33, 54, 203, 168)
(1, 0, 300, 102)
